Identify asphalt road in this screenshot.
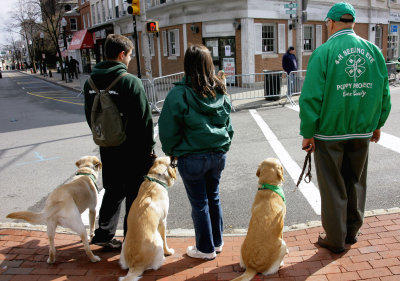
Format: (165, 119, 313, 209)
(0, 70, 399, 235)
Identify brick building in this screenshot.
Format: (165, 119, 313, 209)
(66, 0, 400, 76)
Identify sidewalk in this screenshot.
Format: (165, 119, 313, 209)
(1, 210, 399, 280)
(20, 68, 88, 93)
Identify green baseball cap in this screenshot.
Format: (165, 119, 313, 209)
(325, 2, 356, 22)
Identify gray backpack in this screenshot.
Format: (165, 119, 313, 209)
(87, 73, 128, 147)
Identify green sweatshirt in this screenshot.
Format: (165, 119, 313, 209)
(158, 78, 234, 157)
(299, 29, 391, 141)
(83, 61, 155, 154)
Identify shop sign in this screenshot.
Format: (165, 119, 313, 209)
(390, 25, 398, 34)
(390, 12, 400, 22)
(223, 58, 235, 85)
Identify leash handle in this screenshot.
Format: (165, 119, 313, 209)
(295, 150, 312, 190)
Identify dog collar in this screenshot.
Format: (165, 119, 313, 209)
(258, 183, 285, 203)
(76, 172, 99, 193)
(144, 175, 168, 190)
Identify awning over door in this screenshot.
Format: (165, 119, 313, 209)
(68, 29, 94, 50)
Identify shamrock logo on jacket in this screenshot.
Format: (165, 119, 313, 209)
(345, 54, 366, 80)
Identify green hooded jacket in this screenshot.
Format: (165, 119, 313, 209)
(299, 29, 391, 141)
(158, 78, 234, 157)
(83, 61, 155, 155)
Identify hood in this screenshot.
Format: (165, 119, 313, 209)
(91, 61, 127, 78)
(174, 77, 229, 115)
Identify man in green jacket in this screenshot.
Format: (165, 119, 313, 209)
(299, 2, 391, 253)
(84, 34, 155, 249)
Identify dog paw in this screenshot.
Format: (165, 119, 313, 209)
(90, 255, 101, 262)
(164, 248, 175, 256)
(47, 257, 55, 264)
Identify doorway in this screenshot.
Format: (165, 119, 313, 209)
(204, 37, 236, 82)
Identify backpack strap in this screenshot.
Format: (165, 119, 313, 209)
(88, 72, 129, 94)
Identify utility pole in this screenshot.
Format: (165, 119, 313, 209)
(140, 2, 153, 80)
(296, 0, 303, 71)
(132, 15, 141, 78)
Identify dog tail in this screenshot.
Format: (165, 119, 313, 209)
(231, 267, 258, 281)
(6, 211, 45, 225)
(118, 267, 145, 281)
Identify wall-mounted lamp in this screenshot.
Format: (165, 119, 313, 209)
(372, 25, 376, 31)
(233, 21, 241, 30)
(190, 24, 199, 33)
(289, 23, 296, 30)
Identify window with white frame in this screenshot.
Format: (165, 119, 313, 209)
(96, 2, 101, 24)
(81, 0, 85, 4)
(91, 4, 96, 25)
(108, 0, 113, 19)
(388, 34, 399, 59)
(162, 29, 180, 56)
(70, 18, 77, 31)
(303, 25, 314, 51)
(262, 24, 276, 53)
(375, 25, 383, 49)
(83, 14, 86, 29)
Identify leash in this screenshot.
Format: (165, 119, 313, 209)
(295, 146, 312, 191)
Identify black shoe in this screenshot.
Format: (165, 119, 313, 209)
(318, 233, 345, 254)
(90, 238, 122, 249)
(345, 235, 358, 244)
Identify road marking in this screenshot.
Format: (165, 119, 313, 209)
(16, 152, 59, 166)
(81, 189, 105, 226)
(286, 104, 400, 153)
(249, 109, 321, 215)
(27, 92, 83, 105)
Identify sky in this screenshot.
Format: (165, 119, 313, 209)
(0, 0, 20, 48)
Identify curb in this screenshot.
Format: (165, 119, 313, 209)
(1, 207, 399, 237)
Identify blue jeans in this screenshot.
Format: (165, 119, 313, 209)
(178, 152, 226, 253)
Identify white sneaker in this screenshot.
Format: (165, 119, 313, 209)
(186, 246, 216, 260)
(215, 242, 224, 253)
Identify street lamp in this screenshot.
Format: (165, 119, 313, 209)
(61, 17, 70, 82)
(40, 32, 44, 75)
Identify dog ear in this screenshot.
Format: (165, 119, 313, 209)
(168, 166, 177, 180)
(277, 165, 284, 182)
(256, 166, 261, 178)
(94, 159, 102, 170)
(75, 159, 82, 168)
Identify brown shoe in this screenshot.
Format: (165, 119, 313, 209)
(317, 233, 345, 254)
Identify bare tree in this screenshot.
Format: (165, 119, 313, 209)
(6, 0, 41, 72)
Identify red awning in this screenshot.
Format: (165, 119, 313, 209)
(68, 29, 94, 50)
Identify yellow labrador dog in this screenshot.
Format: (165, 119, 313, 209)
(119, 157, 176, 281)
(233, 158, 288, 281)
(7, 156, 102, 264)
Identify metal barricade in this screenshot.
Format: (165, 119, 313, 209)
(151, 72, 184, 112)
(226, 71, 286, 109)
(141, 78, 157, 111)
(386, 62, 398, 84)
(287, 70, 306, 105)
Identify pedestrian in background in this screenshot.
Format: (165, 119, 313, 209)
(69, 56, 79, 79)
(83, 34, 155, 249)
(282, 46, 298, 96)
(159, 44, 234, 260)
(299, 2, 391, 253)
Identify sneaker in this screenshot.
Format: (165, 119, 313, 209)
(215, 242, 224, 253)
(317, 233, 345, 254)
(186, 246, 216, 260)
(91, 238, 122, 249)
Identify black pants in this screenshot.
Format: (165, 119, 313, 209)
(92, 146, 154, 242)
(314, 138, 369, 248)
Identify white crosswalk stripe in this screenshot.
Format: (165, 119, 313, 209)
(249, 109, 321, 215)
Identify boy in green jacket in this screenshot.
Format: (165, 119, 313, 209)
(299, 2, 391, 253)
(84, 34, 155, 249)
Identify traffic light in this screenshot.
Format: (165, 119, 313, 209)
(146, 21, 159, 33)
(127, 0, 140, 15)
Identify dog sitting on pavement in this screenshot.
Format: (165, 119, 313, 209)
(119, 156, 176, 281)
(6, 156, 102, 264)
(232, 158, 288, 281)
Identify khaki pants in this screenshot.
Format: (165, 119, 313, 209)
(314, 138, 369, 247)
